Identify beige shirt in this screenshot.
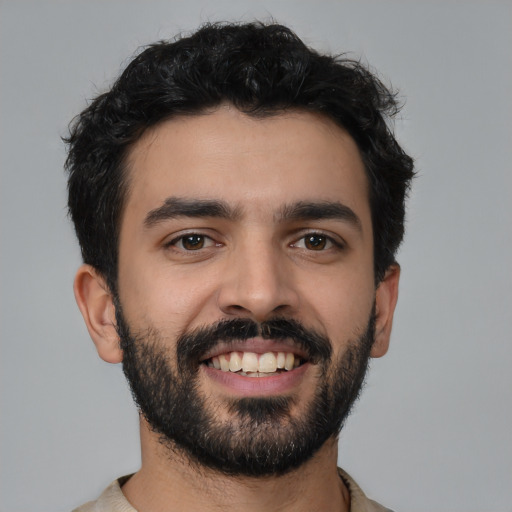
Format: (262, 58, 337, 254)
(73, 469, 393, 512)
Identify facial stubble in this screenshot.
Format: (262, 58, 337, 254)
(117, 310, 375, 477)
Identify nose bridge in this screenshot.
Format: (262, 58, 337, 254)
(218, 230, 297, 320)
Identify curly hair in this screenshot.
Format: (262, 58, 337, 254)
(65, 22, 414, 293)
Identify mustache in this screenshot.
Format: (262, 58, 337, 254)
(176, 318, 332, 370)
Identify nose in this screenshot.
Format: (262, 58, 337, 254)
(217, 237, 300, 322)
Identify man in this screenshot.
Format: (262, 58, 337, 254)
(66, 22, 414, 512)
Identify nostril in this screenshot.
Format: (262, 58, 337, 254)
(224, 304, 252, 315)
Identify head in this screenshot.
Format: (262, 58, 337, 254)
(66, 22, 414, 477)
(65, 22, 413, 294)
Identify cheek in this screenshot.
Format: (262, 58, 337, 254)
(118, 261, 220, 333)
(299, 267, 375, 337)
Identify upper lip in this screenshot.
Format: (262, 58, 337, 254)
(200, 337, 310, 362)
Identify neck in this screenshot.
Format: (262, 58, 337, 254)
(122, 418, 350, 512)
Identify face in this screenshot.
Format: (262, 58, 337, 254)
(115, 106, 382, 475)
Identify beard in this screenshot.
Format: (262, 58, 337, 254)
(117, 306, 375, 477)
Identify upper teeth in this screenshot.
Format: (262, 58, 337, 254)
(209, 351, 300, 374)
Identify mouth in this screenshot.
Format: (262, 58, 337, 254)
(198, 339, 311, 394)
(203, 350, 307, 377)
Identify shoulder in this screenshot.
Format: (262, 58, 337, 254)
(338, 468, 395, 512)
(72, 475, 135, 512)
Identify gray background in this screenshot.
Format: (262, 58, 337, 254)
(1, 1, 511, 511)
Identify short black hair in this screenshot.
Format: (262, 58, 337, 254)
(65, 22, 414, 293)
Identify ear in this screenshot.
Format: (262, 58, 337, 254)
(73, 264, 123, 364)
(370, 264, 400, 358)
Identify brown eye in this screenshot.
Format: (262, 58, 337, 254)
(166, 232, 218, 254)
(304, 234, 327, 250)
(181, 234, 206, 250)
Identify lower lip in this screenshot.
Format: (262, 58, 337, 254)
(201, 363, 310, 396)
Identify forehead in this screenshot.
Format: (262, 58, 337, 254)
(123, 106, 370, 225)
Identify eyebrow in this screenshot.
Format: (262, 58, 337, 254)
(277, 201, 362, 232)
(144, 197, 362, 233)
(144, 197, 240, 228)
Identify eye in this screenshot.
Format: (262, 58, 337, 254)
(292, 233, 337, 251)
(303, 234, 330, 250)
(170, 234, 215, 251)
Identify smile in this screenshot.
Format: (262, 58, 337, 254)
(204, 351, 305, 377)
(199, 339, 311, 394)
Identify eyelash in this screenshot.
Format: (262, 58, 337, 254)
(290, 231, 344, 252)
(165, 233, 218, 251)
(165, 231, 344, 253)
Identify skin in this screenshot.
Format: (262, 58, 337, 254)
(74, 106, 400, 512)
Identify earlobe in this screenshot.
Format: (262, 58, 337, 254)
(73, 264, 123, 364)
(371, 264, 400, 358)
